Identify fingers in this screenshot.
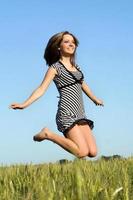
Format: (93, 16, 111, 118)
(101, 101, 104, 106)
(95, 101, 104, 106)
(9, 104, 17, 109)
(11, 105, 16, 108)
(98, 102, 104, 106)
(99, 104, 104, 106)
(9, 103, 22, 109)
(97, 103, 104, 106)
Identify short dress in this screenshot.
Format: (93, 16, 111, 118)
(50, 61, 94, 135)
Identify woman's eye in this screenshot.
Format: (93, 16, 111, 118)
(64, 40, 69, 43)
(64, 40, 75, 44)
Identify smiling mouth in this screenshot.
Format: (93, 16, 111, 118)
(67, 48, 75, 51)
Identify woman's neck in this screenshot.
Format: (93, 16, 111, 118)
(60, 56, 72, 66)
(59, 56, 72, 65)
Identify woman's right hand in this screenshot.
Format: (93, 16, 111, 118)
(9, 103, 26, 110)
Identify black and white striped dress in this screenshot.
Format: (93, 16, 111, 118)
(50, 61, 94, 135)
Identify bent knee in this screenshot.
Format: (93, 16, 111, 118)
(77, 149, 89, 158)
(89, 149, 97, 157)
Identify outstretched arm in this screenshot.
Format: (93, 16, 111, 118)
(10, 67, 57, 109)
(81, 81, 104, 106)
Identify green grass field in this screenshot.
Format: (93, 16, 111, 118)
(0, 157, 133, 200)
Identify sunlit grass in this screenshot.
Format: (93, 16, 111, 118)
(0, 157, 133, 200)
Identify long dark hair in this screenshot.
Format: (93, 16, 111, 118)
(44, 31, 79, 66)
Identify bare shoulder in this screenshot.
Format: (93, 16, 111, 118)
(81, 81, 89, 89)
(47, 66, 58, 75)
(48, 61, 62, 76)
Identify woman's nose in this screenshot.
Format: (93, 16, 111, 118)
(69, 43, 74, 47)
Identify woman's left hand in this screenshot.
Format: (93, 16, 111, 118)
(94, 99, 104, 106)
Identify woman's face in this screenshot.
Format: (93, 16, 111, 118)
(59, 34, 76, 56)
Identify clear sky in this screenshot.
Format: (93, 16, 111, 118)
(1, 0, 133, 164)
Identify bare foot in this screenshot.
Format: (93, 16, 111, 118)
(33, 127, 50, 142)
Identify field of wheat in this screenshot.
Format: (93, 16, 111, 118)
(0, 157, 133, 200)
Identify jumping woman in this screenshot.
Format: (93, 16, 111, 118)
(10, 31, 104, 158)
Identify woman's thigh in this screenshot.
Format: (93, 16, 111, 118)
(66, 124, 89, 155)
(78, 124, 97, 157)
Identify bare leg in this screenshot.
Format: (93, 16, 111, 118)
(66, 124, 89, 157)
(33, 125, 89, 158)
(33, 127, 80, 157)
(78, 124, 97, 157)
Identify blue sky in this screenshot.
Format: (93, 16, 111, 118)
(1, 0, 133, 164)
